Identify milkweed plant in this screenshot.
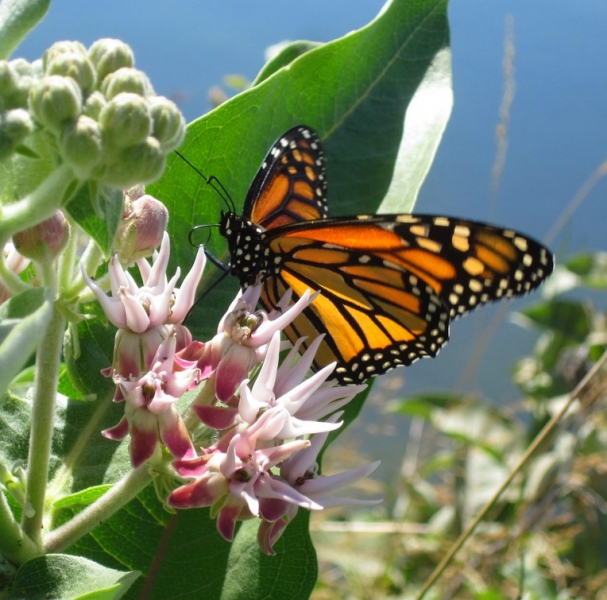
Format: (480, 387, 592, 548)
(0, 0, 383, 595)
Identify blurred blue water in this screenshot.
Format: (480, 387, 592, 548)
(16, 1, 607, 475)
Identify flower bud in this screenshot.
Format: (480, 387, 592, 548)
(12, 211, 70, 263)
(100, 67, 154, 99)
(0, 61, 19, 103)
(88, 39, 134, 82)
(102, 137, 165, 188)
(0, 109, 34, 160)
(46, 52, 96, 96)
(43, 41, 88, 72)
(29, 75, 82, 133)
(83, 90, 106, 119)
(7, 59, 42, 109)
(60, 115, 104, 176)
(149, 96, 185, 152)
(99, 92, 152, 148)
(115, 193, 168, 265)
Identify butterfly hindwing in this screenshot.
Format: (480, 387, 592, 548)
(243, 126, 328, 229)
(256, 214, 553, 383)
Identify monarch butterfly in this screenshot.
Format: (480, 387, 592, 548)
(216, 125, 554, 385)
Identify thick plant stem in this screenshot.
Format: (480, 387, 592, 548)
(0, 486, 39, 564)
(44, 465, 152, 553)
(415, 349, 607, 600)
(21, 303, 65, 544)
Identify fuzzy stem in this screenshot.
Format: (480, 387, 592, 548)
(0, 486, 39, 564)
(57, 216, 78, 296)
(415, 349, 607, 600)
(43, 465, 152, 553)
(20, 297, 65, 544)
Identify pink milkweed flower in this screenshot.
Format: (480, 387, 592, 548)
(257, 413, 381, 555)
(82, 232, 206, 334)
(169, 412, 317, 542)
(198, 285, 314, 402)
(103, 331, 199, 467)
(193, 330, 363, 437)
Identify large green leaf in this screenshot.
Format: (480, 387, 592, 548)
(56, 487, 316, 600)
(8, 554, 139, 600)
(148, 0, 451, 344)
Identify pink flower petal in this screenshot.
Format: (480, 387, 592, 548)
(101, 415, 129, 440)
(193, 404, 239, 430)
(168, 472, 228, 508)
(159, 409, 196, 460)
(129, 422, 158, 467)
(216, 501, 243, 542)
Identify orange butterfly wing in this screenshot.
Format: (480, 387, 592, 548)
(221, 125, 554, 384)
(260, 215, 553, 383)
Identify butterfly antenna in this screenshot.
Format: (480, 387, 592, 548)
(174, 150, 236, 213)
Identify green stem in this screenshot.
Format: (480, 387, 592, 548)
(20, 300, 65, 544)
(0, 486, 39, 564)
(43, 465, 152, 553)
(57, 216, 78, 297)
(0, 248, 30, 297)
(415, 349, 607, 600)
(0, 163, 75, 248)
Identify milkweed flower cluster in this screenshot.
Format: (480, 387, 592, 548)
(84, 218, 380, 554)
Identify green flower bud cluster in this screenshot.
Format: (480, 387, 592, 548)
(0, 38, 185, 189)
(0, 58, 41, 160)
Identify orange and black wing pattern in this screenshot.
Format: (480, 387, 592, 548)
(220, 125, 554, 385)
(243, 126, 328, 229)
(260, 214, 553, 384)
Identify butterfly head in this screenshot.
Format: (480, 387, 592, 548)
(219, 211, 280, 288)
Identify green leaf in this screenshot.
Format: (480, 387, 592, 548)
(0, 287, 53, 396)
(57, 486, 317, 600)
(64, 301, 115, 400)
(0, 0, 50, 60)
(8, 554, 139, 600)
(517, 300, 592, 342)
(253, 41, 324, 85)
(148, 0, 451, 346)
(65, 183, 123, 258)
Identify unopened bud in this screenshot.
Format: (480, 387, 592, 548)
(99, 92, 152, 148)
(46, 52, 96, 96)
(0, 109, 34, 160)
(100, 67, 153, 100)
(83, 91, 106, 119)
(13, 211, 70, 263)
(149, 96, 185, 152)
(115, 193, 168, 265)
(43, 41, 88, 72)
(0, 61, 19, 103)
(29, 75, 82, 133)
(102, 137, 165, 189)
(88, 39, 134, 82)
(60, 115, 103, 176)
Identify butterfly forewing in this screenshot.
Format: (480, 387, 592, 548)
(243, 126, 328, 229)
